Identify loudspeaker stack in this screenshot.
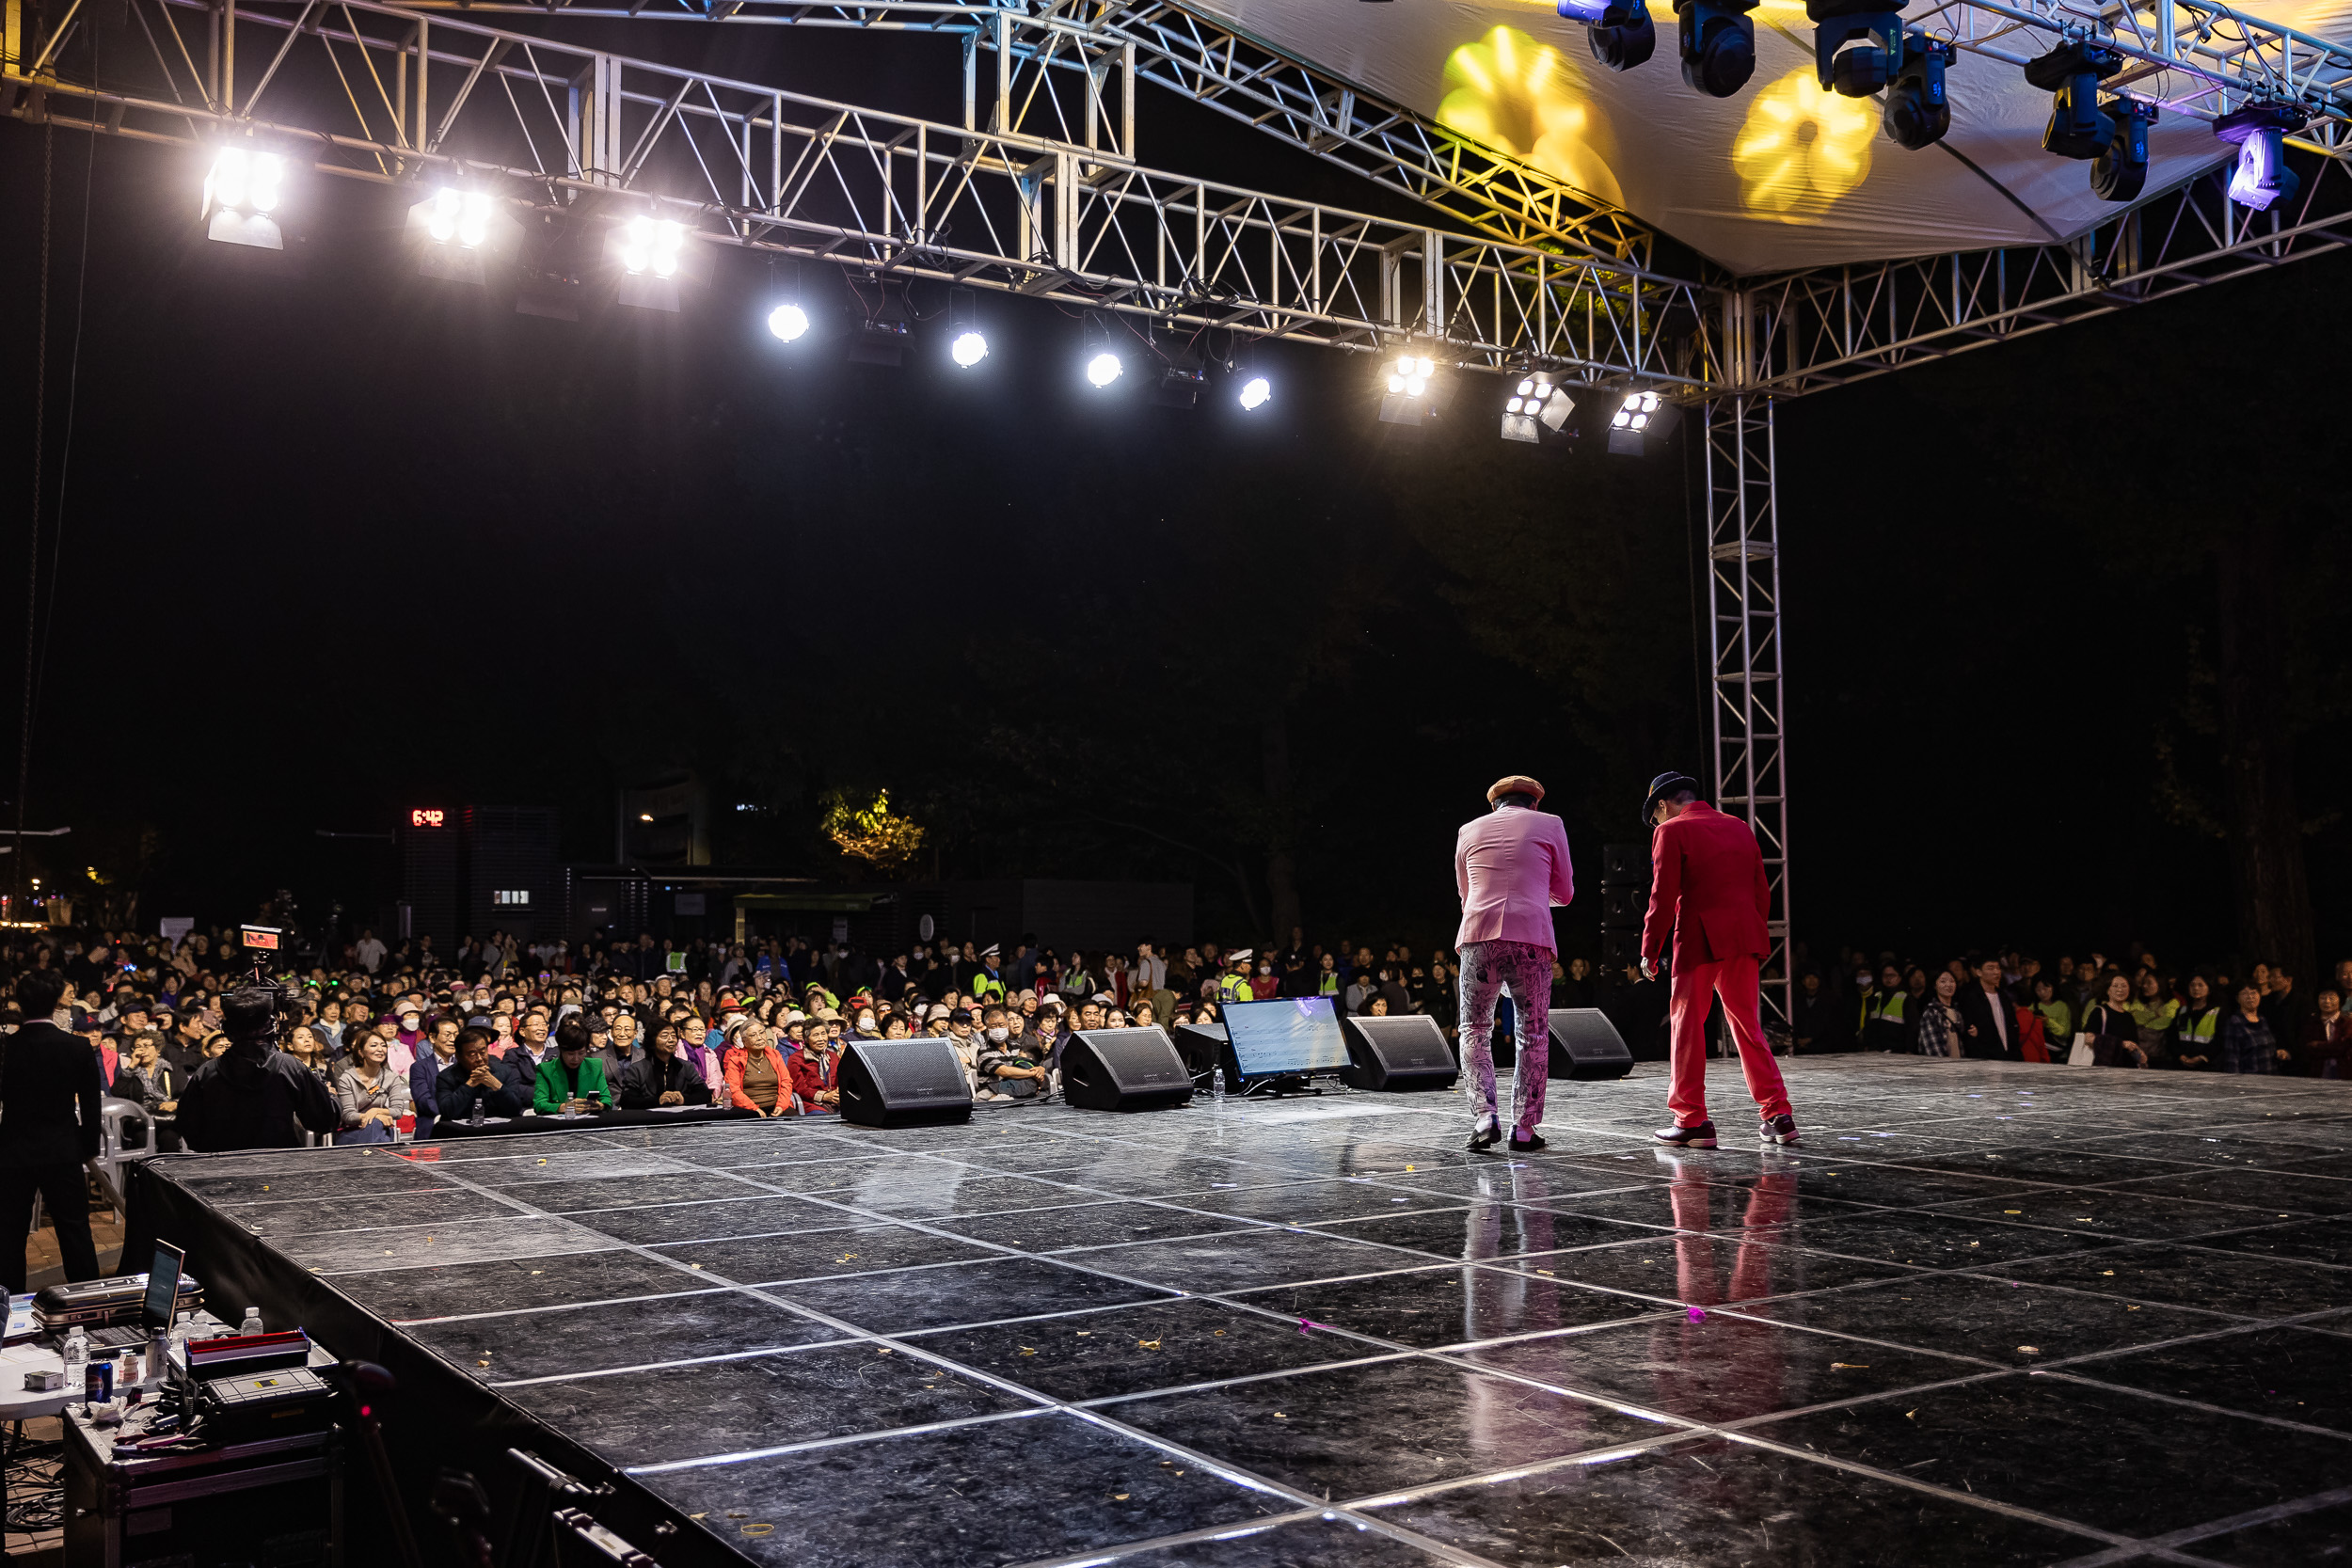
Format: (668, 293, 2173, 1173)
(1599, 842, 1650, 971)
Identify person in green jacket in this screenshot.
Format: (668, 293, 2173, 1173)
(534, 1017, 612, 1114)
(2030, 975, 2074, 1053)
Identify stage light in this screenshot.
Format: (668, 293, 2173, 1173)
(2091, 98, 2157, 201)
(619, 215, 684, 277)
(1675, 0, 1757, 99)
(427, 187, 493, 249)
(1088, 351, 1123, 387)
(2217, 103, 2304, 211)
(1502, 372, 1574, 444)
(2025, 41, 2122, 161)
(202, 145, 287, 249)
(1559, 0, 1657, 72)
(947, 287, 988, 368)
(1613, 389, 1661, 433)
(1378, 351, 1447, 425)
(1239, 374, 1272, 410)
(769, 302, 810, 341)
(1882, 35, 1953, 150)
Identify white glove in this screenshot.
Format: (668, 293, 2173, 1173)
(1640, 958, 1658, 982)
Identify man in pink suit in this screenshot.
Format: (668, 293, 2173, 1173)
(1454, 774, 1576, 1152)
(1637, 771, 1800, 1148)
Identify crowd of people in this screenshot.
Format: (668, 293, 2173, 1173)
(2, 926, 2344, 1156)
(1787, 947, 2352, 1076)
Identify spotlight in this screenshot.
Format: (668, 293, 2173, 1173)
(619, 215, 685, 277)
(2217, 103, 2304, 211)
(1501, 372, 1574, 444)
(1607, 389, 1684, 454)
(1378, 351, 1446, 425)
(202, 146, 287, 249)
(948, 287, 988, 368)
(1238, 374, 1272, 410)
(2025, 41, 2122, 161)
(1675, 0, 1756, 98)
(1559, 0, 1657, 72)
(769, 302, 811, 341)
(427, 187, 494, 249)
(1088, 351, 1124, 388)
(2091, 97, 2158, 201)
(1882, 35, 1954, 150)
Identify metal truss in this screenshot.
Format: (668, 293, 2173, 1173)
(1732, 150, 2352, 396)
(1915, 0, 2352, 135)
(0, 0, 1709, 386)
(356, 0, 1659, 264)
(1704, 397, 1792, 1028)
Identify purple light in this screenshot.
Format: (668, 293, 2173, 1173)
(2228, 128, 2296, 210)
(1556, 0, 1613, 19)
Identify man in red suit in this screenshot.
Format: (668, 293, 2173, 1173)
(1637, 772, 1799, 1148)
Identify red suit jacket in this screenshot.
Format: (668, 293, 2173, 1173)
(1640, 800, 1770, 972)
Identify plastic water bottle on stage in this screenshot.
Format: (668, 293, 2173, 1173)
(1212, 1066, 1226, 1103)
(240, 1306, 263, 1338)
(62, 1326, 87, 1386)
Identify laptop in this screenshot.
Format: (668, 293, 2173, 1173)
(87, 1241, 184, 1349)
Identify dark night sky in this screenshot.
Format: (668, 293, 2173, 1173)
(4, 17, 2347, 970)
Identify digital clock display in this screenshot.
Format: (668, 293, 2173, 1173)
(411, 809, 447, 828)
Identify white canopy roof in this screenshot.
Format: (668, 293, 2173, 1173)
(1190, 0, 2330, 274)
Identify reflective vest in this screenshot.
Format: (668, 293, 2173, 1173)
(2173, 1006, 2220, 1050)
(1863, 990, 1906, 1031)
(969, 970, 1006, 1001)
(1217, 971, 1254, 1002)
(1318, 973, 1340, 996)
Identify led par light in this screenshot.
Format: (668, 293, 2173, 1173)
(948, 287, 988, 368)
(2217, 103, 2305, 211)
(1501, 372, 1574, 444)
(1378, 351, 1444, 426)
(202, 145, 288, 249)
(1560, 0, 1658, 72)
(1675, 0, 1757, 99)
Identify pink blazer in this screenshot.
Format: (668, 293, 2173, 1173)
(1454, 805, 1576, 950)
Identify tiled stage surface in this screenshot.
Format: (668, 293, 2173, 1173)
(156, 1058, 2352, 1567)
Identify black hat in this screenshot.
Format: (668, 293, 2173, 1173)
(1641, 771, 1702, 828)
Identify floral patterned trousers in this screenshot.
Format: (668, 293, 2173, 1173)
(1457, 940, 1552, 1135)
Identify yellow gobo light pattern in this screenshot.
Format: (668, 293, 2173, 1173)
(1733, 69, 1876, 214)
(1437, 25, 1621, 206)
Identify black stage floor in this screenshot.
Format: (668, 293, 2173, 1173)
(150, 1057, 2352, 1567)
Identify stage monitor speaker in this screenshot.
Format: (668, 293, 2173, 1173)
(1600, 883, 1648, 927)
(1547, 1007, 1635, 1080)
(1064, 1027, 1195, 1112)
(1169, 1022, 1229, 1082)
(1340, 1014, 1458, 1092)
(1603, 843, 1652, 883)
(837, 1037, 975, 1127)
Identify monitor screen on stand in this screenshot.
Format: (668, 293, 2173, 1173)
(1220, 997, 1350, 1096)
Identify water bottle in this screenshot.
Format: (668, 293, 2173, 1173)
(239, 1307, 264, 1338)
(62, 1326, 88, 1385)
(171, 1311, 194, 1351)
(1212, 1066, 1226, 1103)
(469, 1094, 485, 1127)
(145, 1329, 172, 1392)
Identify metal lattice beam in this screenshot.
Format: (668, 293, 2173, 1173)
(0, 0, 1711, 385)
(1704, 396, 1791, 1029)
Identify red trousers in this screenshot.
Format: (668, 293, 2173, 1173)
(1668, 954, 1792, 1128)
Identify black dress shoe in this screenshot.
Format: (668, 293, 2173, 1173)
(1467, 1122, 1502, 1151)
(1508, 1131, 1547, 1151)
(1653, 1121, 1718, 1148)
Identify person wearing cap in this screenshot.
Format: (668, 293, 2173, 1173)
(1216, 950, 1256, 1006)
(969, 945, 1007, 1003)
(1454, 774, 1577, 1152)
(175, 986, 340, 1153)
(1639, 771, 1800, 1148)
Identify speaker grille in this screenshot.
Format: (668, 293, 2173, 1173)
(855, 1039, 972, 1103)
(1349, 1016, 1454, 1071)
(1079, 1028, 1190, 1090)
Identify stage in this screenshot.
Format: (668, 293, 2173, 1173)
(134, 1056, 2352, 1567)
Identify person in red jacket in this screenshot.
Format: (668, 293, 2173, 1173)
(1637, 772, 1799, 1148)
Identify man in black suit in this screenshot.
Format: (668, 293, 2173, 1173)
(1957, 956, 2022, 1062)
(1, 971, 103, 1294)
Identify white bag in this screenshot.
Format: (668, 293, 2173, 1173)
(2066, 1033, 2097, 1068)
